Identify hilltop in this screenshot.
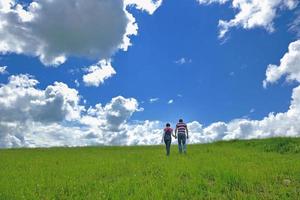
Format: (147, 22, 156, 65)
(0, 137, 299, 199)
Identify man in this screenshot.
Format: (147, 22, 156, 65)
(175, 119, 189, 154)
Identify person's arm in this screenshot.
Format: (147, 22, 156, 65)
(161, 131, 165, 143)
(186, 125, 189, 139)
(172, 129, 175, 138)
(174, 126, 177, 139)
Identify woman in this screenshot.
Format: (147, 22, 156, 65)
(162, 123, 175, 156)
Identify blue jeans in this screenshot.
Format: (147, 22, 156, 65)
(164, 134, 172, 156)
(178, 133, 186, 153)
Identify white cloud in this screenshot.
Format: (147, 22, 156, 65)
(125, 0, 163, 15)
(123, 120, 163, 145)
(197, 0, 229, 4)
(82, 59, 116, 87)
(74, 80, 80, 87)
(0, 0, 162, 66)
(0, 65, 7, 74)
(149, 97, 159, 103)
(0, 74, 84, 147)
(0, 74, 82, 123)
(168, 99, 174, 104)
(264, 40, 300, 88)
(289, 10, 300, 37)
(198, 0, 298, 38)
(81, 96, 142, 132)
(0, 74, 148, 147)
(175, 57, 192, 65)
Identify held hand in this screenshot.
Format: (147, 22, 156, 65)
(187, 135, 189, 139)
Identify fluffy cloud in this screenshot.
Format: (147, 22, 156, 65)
(0, 74, 82, 123)
(81, 96, 142, 132)
(149, 98, 159, 103)
(0, 65, 7, 74)
(197, 0, 229, 4)
(289, 11, 300, 37)
(168, 99, 174, 104)
(123, 120, 163, 145)
(125, 0, 163, 15)
(174, 57, 192, 65)
(82, 60, 116, 87)
(264, 40, 300, 87)
(198, 0, 298, 38)
(0, 74, 147, 147)
(0, 74, 84, 147)
(0, 0, 161, 66)
(34, 96, 144, 147)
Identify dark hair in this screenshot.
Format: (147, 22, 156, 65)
(166, 123, 170, 127)
(179, 119, 183, 122)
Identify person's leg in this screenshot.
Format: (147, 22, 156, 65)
(182, 134, 187, 153)
(166, 140, 171, 156)
(164, 139, 169, 156)
(178, 134, 182, 153)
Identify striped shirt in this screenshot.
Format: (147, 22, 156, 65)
(176, 122, 187, 134)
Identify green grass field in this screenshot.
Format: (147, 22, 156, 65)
(0, 137, 300, 200)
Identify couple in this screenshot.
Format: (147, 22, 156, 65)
(162, 119, 189, 156)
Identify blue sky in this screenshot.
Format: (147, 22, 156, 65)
(119, 0, 297, 124)
(0, 0, 300, 147)
(1, 0, 297, 124)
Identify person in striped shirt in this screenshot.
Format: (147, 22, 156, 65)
(175, 119, 189, 154)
